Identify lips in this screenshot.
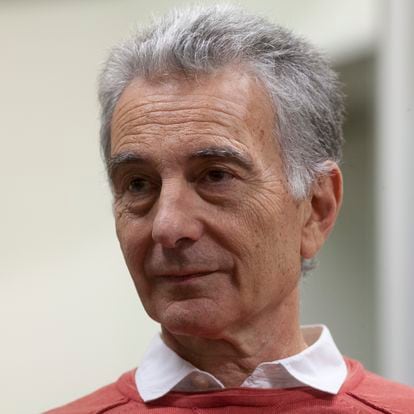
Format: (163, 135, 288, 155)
(155, 270, 215, 281)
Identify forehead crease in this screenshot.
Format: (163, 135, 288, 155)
(114, 118, 246, 143)
(112, 93, 248, 128)
(112, 108, 251, 151)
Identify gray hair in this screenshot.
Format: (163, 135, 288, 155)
(98, 4, 345, 273)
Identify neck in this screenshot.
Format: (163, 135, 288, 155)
(161, 286, 307, 387)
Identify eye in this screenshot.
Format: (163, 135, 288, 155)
(127, 177, 152, 194)
(202, 169, 234, 184)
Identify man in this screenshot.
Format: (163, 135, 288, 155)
(47, 4, 414, 413)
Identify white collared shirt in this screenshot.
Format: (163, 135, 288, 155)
(136, 325, 347, 402)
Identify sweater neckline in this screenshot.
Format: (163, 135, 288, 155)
(116, 357, 365, 408)
(136, 325, 347, 401)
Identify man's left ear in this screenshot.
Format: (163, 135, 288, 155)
(300, 162, 343, 259)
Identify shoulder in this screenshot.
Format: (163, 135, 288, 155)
(44, 369, 142, 414)
(344, 358, 414, 414)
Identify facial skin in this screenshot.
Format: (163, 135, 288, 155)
(110, 67, 342, 383)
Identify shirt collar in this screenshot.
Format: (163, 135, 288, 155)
(136, 324, 347, 402)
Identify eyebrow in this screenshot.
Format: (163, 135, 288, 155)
(190, 146, 254, 171)
(108, 152, 148, 180)
(108, 145, 254, 180)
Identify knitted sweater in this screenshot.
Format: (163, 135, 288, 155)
(45, 358, 414, 413)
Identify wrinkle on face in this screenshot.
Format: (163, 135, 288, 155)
(110, 66, 305, 342)
(113, 98, 248, 130)
(111, 69, 269, 160)
(111, 106, 254, 165)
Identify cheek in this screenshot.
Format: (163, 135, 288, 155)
(235, 192, 302, 275)
(115, 213, 157, 314)
(115, 208, 149, 277)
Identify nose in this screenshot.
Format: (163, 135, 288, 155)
(151, 180, 203, 248)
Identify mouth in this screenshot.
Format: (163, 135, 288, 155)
(156, 270, 215, 282)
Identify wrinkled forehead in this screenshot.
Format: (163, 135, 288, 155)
(109, 67, 281, 170)
(111, 66, 275, 131)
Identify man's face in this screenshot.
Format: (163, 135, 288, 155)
(110, 68, 308, 338)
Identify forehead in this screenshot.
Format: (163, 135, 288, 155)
(110, 67, 279, 166)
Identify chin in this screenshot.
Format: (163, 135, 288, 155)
(153, 300, 229, 339)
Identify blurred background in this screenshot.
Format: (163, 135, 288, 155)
(0, 0, 413, 412)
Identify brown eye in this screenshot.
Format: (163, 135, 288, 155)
(128, 178, 151, 194)
(203, 169, 234, 183)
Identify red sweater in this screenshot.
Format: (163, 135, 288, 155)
(46, 358, 414, 413)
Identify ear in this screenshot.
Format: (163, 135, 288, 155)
(300, 162, 343, 259)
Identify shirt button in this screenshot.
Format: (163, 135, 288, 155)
(191, 373, 211, 390)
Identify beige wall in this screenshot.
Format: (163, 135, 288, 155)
(302, 55, 376, 369)
(0, 1, 378, 412)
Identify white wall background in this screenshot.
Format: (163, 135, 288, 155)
(0, 1, 389, 412)
(376, 0, 414, 385)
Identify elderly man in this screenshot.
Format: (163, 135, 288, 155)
(47, 4, 414, 413)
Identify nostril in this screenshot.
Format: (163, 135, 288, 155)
(152, 231, 178, 249)
(157, 236, 194, 250)
(151, 188, 203, 247)
(174, 237, 195, 248)
(152, 214, 203, 248)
